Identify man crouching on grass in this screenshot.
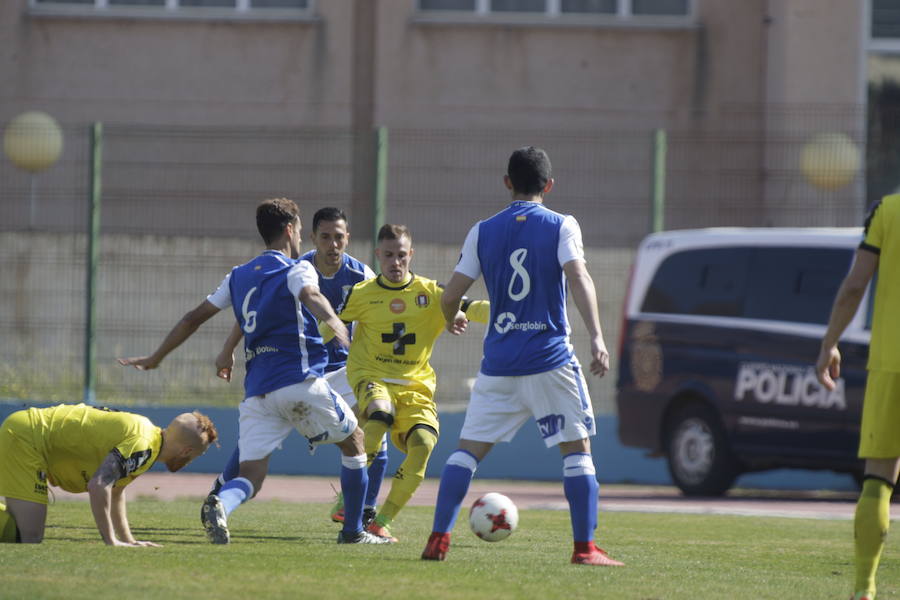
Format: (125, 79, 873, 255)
(0, 403, 217, 545)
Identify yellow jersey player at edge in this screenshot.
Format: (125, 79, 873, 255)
(0, 403, 217, 545)
(322, 224, 489, 542)
(816, 194, 900, 600)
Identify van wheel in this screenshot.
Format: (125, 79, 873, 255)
(665, 404, 739, 496)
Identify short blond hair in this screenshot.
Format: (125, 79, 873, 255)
(192, 411, 218, 446)
(377, 224, 411, 244)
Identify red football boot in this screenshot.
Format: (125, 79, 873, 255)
(421, 531, 451, 561)
(571, 541, 624, 566)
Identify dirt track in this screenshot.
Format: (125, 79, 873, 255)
(49, 473, 861, 520)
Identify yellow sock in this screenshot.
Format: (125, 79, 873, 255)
(0, 503, 18, 543)
(854, 478, 892, 597)
(363, 419, 390, 466)
(377, 428, 437, 525)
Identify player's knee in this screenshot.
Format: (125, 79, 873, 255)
(339, 427, 367, 456)
(367, 411, 394, 426)
(347, 426, 365, 446)
(407, 425, 437, 452)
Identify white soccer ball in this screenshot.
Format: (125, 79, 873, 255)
(468, 492, 518, 542)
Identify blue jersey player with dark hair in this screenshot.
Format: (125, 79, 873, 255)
(421, 146, 624, 566)
(301, 208, 388, 526)
(209, 207, 388, 527)
(119, 198, 389, 546)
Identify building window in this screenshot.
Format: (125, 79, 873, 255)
(108, 0, 166, 6)
(872, 0, 900, 39)
(419, 0, 475, 9)
(560, 0, 615, 14)
(32, 0, 309, 9)
(418, 0, 690, 16)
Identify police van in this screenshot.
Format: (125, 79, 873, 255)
(615, 228, 872, 496)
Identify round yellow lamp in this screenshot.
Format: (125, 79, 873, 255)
(3, 111, 63, 173)
(800, 132, 860, 191)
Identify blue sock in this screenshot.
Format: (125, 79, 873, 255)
(562, 453, 598, 542)
(432, 450, 478, 533)
(222, 446, 240, 481)
(340, 454, 368, 535)
(218, 477, 254, 517)
(211, 446, 241, 494)
(365, 437, 389, 507)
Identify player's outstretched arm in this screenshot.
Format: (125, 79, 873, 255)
(215, 321, 244, 382)
(440, 272, 476, 335)
(118, 300, 221, 371)
(563, 260, 609, 377)
(816, 248, 878, 390)
(301, 286, 350, 348)
(87, 453, 156, 547)
(110, 486, 159, 547)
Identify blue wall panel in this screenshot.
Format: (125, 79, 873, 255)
(0, 401, 855, 491)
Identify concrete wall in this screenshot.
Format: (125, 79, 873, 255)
(761, 0, 868, 226)
(1, 1, 354, 127)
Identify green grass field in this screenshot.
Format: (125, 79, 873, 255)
(1, 499, 895, 600)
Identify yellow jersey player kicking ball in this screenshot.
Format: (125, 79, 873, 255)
(322, 224, 489, 542)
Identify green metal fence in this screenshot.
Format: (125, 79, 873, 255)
(0, 121, 868, 413)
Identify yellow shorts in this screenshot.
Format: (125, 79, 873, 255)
(0, 410, 49, 505)
(859, 370, 900, 458)
(355, 379, 439, 454)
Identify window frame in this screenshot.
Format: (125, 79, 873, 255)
(27, 0, 317, 21)
(416, 0, 695, 21)
(869, 0, 900, 53)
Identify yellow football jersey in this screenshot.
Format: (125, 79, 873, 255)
(862, 194, 900, 372)
(337, 274, 488, 395)
(28, 404, 162, 493)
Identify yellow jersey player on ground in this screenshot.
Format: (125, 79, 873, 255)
(0, 403, 217, 545)
(323, 224, 488, 542)
(816, 194, 900, 600)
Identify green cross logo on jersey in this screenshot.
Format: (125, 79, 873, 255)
(382, 322, 416, 355)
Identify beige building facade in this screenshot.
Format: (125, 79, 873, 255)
(1, 0, 871, 234)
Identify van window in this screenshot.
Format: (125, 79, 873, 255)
(641, 245, 853, 324)
(744, 247, 853, 325)
(641, 248, 750, 316)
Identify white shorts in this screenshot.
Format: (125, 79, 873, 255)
(324, 367, 356, 405)
(238, 377, 357, 461)
(460, 361, 597, 448)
